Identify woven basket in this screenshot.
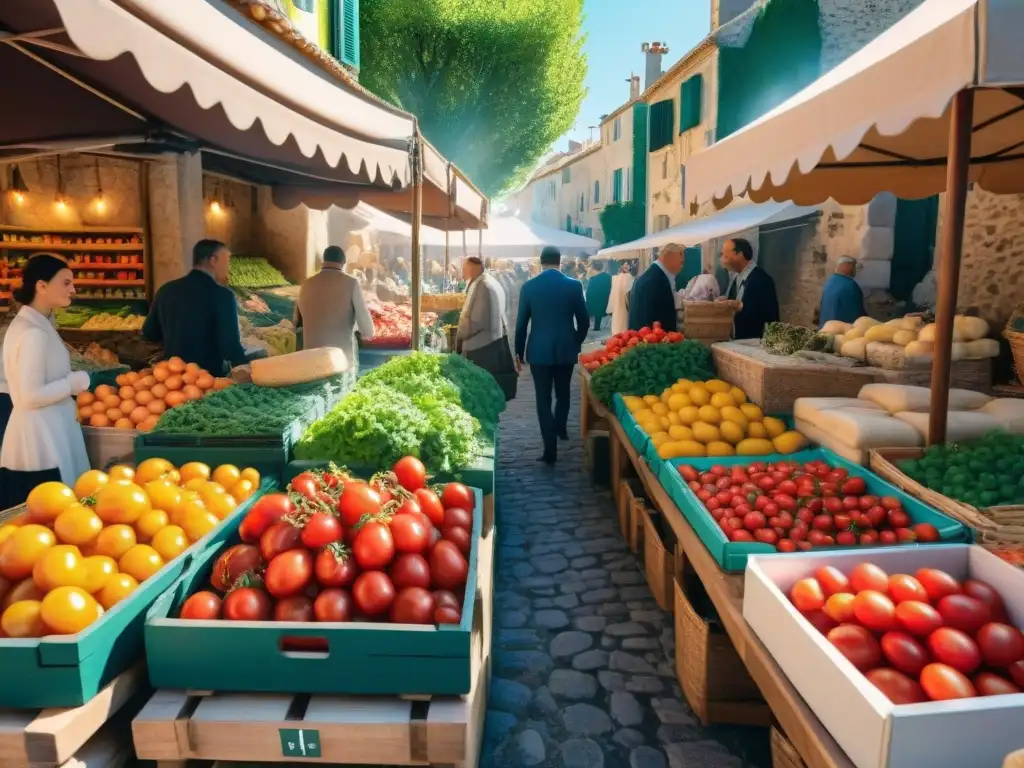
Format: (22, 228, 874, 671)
(629, 497, 646, 554)
(682, 300, 740, 344)
(0, 504, 25, 524)
(618, 479, 644, 543)
(1003, 307, 1024, 385)
(421, 292, 466, 314)
(642, 507, 677, 612)
(770, 727, 807, 768)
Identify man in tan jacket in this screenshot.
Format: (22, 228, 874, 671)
(294, 246, 374, 365)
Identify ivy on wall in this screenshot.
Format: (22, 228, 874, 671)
(598, 202, 646, 247)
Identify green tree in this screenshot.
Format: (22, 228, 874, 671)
(358, 0, 587, 196)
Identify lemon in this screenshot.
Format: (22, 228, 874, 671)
(740, 402, 764, 422)
(623, 396, 645, 412)
(668, 393, 692, 411)
(652, 403, 669, 416)
(661, 389, 674, 404)
(747, 421, 768, 439)
(730, 386, 747, 404)
(706, 441, 736, 457)
(666, 411, 681, 426)
(697, 405, 721, 424)
(676, 406, 700, 425)
(737, 438, 775, 456)
(643, 394, 661, 406)
(720, 405, 749, 429)
(670, 382, 687, 394)
(692, 421, 721, 444)
(705, 379, 731, 394)
(688, 385, 711, 407)
(659, 416, 672, 430)
(719, 420, 745, 444)
(670, 440, 706, 457)
(651, 431, 671, 447)
(763, 416, 787, 439)
(669, 424, 694, 441)
(677, 379, 694, 390)
(773, 431, 807, 455)
(710, 391, 735, 409)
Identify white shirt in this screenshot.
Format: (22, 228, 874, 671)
(726, 261, 757, 303)
(682, 274, 721, 302)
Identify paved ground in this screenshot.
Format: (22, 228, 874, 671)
(485, 366, 770, 768)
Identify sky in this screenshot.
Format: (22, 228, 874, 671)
(558, 0, 712, 149)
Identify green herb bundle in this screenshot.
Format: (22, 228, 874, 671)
(762, 322, 834, 356)
(589, 340, 715, 407)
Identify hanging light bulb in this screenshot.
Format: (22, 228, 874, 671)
(92, 158, 106, 213)
(8, 164, 29, 205)
(54, 156, 68, 209)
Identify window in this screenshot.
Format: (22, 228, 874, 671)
(680, 74, 704, 133)
(648, 99, 674, 152)
(579, 193, 584, 212)
(565, 215, 572, 231)
(612, 169, 623, 203)
(625, 168, 632, 201)
(654, 214, 671, 232)
(593, 180, 600, 205)
(613, 117, 621, 141)
(562, 167, 571, 183)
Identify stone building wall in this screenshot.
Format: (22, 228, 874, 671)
(817, 0, 926, 71)
(204, 176, 258, 254)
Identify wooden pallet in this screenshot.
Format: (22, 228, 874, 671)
(0, 664, 145, 768)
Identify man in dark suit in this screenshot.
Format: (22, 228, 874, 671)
(515, 246, 590, 465)
(721, 237, 779, 340)
(627, 244, 682, 332)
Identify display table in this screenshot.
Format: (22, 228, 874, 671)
(607, 415, 854, 768)
(578, 368, 611, 440)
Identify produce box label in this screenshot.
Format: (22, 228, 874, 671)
(280, 728, 321, 758)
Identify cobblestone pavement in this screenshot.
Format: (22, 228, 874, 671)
(485, 365, 771, 768)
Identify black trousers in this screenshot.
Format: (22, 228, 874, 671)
(591, 315, 604, 331)
(531, 364, 574, 458)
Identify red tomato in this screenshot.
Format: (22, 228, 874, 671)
(886, 574, 927, 604)
(880, 631, 929, 676)
(274, 595, 314, 622)
(936, 594, 991, 634)
(290, 472, 321, 502)
(442, 507, 473, 531)
(301, 512, 343, 549)
(414, 489, 446, 528)
(802, 609, 838, 635)
(973, 671, 1021, 696)
(264, 550, 313, 599)
(840, 477, 866, 496)
(880, 496, 902, 510)
(260, 522, 303, 562)
(927, 627, 982, 674)
(338, 483, 382, 527)
(352, 571, 395, 616)
(878, 530, 898, 546)
(790, 578, 825, 612)
(920, 663, 976, 700)
(962, 579, 1009, 622)
(853, 591, 898, 633)
(395, 497, 422, 517)
(390, 513, 430, 554)
(179, 590, 222, 619)
(823, 593, 856, 624)
(433, 589, 461, 610)
(1008, 660, 1024, 688)
(912, 522, 941, 542)
(389, 586, 436, 624)
(866, 668, 927, 704)
(441, 482, 474, 510)
(238, 494, 295, 543)
(390, 553, 431, 590)
(916, 568, 962, 601)
(827, 624, 883, 671)
(210, 544, 261, 592)
(743, 511, 767, 531)
(430, 540, 469, 590)
(887, 509, 911, 528)
(894, 600, 944, 637)
(443, 526, 472, 555)
(850, 563, 889, 593)
(435, 606, 461, 624)
(393, 456, 427, 491)
(314, 545, 358, 588)
(976, 622, 1024, 667)
(679, 465, 699, 483)
(729, 529, 754, 542)
(223, 586, 272, 620)
(314, 588, 354, 622)
(352, 521, 395, 570)
(776, 540, 797, 552)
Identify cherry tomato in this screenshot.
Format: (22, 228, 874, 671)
(264, 550, 313, 598)
(912, 522, 940, 542)
(395, 497, 422, 517)
(210, 544, 262, 592)
(259, 522, 303, 562)
(390, 553, 431, 590)
(314, 545, 359, 588)
(238, 493, 294, 543)
(866, 668, 927, 704)
(1, 599, 46, 637)
(314, 588, 354, 621)
(888, 574, 928, 604)
(849, 563, 889, 593)
(880, 631, 929, 676)
(352, 571, 395, 616)
(274, 595, 315, 622)
(289, 472, 321, 502)
(920, 663, 976, 700)
(442, 507, 472, 532)
(441, 482, 474, 510)
(352, 521, 395, 570)
(927, 627, 982, 674)
(802, 609, 837, 635)
(338, 483, 382, 527)
(823, 593, 856, 624)
(414, 489, 446, 528)
(916, 568, 961, 601)
(180, 591, 222, 619)
(390, 586, 436, 624)
(33, 545, 88, 591)
(976, 622, 1024, 668)
(1008, 660, 1024, 688)
(435, 606, 461, 624)
(790, 578, 825, 612)
(442, 526, 472, 556)
(894, 600, 944, 637)
(97, 573, 139, 610)
(853, 590, 897, 633)
(962, 579, 1008, 622)
(973, 671, 1021, 696)
(827, 624, 882, 671)
(301, 513, 343, 549)
(936, 594, 991, 634)
(40, 586, 102, 634)
(390, 514, 430, 554)
(433, 589, 460, 610)
(393, 457, 427, 492)
(0, 524, 56, 581)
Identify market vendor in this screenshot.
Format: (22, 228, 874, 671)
(722, 238, 779, 340)
(142, 239, 250, 376)
(294, 245, 374, 363)
(0, 254, 91, 508)
(818, 256, 866, 327)
(628, 244, 682, 332)
(585, 261, 613, 331)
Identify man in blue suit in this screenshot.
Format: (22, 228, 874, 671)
(515, 246, 590, 465)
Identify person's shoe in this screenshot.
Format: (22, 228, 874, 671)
(557, 429, 569, 441)
(536, 454, 557, 465)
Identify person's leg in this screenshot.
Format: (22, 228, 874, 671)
(553, 364, 574, 440)
(531, 364, 556, 461)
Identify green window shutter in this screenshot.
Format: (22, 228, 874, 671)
(333, 0, 359, 69)
(648, 100, 674, 152)
(566, 215, 572, 231)
(680, 74, 703, 132)
(612, 169, 623, 203)
(631, 103, 649, 235)
(562, 167, 571, 183)
(593, 180, 600, 204)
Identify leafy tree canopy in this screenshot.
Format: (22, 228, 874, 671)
(359, 0, 587, 197)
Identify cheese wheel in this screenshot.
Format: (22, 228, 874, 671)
(250, 347, 350, 387)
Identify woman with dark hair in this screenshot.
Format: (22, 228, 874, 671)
(0, 253, 90, 507)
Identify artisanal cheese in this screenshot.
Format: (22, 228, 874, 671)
(812, 408, 923, 449)
(980, 399, 1024, 420)
(864, 324, 898, 343)
(894, 410, 1004, 443)
(963, 338, 1000, 359)
(821, 320, 851, 335)
(853, 316, 880, 331)
(892, 330, 918, 346)
(250, 347, 349, 387)
(794, 418, 869, 465)
(918, 322, 964, 344)
(859, 383, 992, 413)
(903, 340, 934, 359)
(955, 315, 991, 341)
(950, 342, 968, 362)
(793, 397, 883, 426)
(840, 338, 868, 361)
(844, 326, 864, 341)
(834, 334, 847, 349)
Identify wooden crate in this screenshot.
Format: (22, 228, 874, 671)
(642, 507, 676, 612)
(578, 368, 611, 441)
(770, 726, 807, 768)
(0, 665, 144, 768)
(618, 479, 644, 545)
(628, 498, 646, 555)
(673, 578, 770, 727)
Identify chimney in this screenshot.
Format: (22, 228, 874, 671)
(567, 140, 583, 153)
(641, 42, 669, 90)
(629, 74, 641, 100)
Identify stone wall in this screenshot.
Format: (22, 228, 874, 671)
(204, 176, 257, 253)
(817, 0, 926, 71)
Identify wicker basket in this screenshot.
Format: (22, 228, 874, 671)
(421, 292, 467, 314)
(770, 727, 807, 768)
(682, 300, 740, 344)
(642, 506, 677, 612)
(1003, 307, 1024, 385)
(0, 504, 25, 524)
(869, 447, 1024, 546)
(618, 479, 644, 543)
(673, 578, 771, 727)
(629, 497, 646, 554)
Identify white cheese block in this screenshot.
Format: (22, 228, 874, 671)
(792, 397, 884, 427)
(858, 383, 992, 413)
(979, 398, 1024, 421)
(794, 418, 868, 465)
(811, 408, 923, 449)
(894, 410, 1004, 443)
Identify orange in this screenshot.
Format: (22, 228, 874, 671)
(93, 525, 137, 560)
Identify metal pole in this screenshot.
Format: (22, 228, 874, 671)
(928, 89, 974, 445)
(443, 219, 450, 293)
(411, 126, 424, 351)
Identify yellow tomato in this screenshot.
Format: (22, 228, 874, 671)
(134, 458, 176, 486)
(118, 545, 165, 583)
(54, 504, 104, 547)
(0, 524, 18, 548)
(1, 600, 46, 638)
(93, 525, 137, 560)
(166, 469, 182, 485)
(211, 464, 241, 488)
(204, 492, 237, 521)
(151, 525, 189, 561)
(97, 573, 138, 610)
(198, 482, 226, 503)
(82, 556, 118, 594)
(40, 587, 102, 635)
(2, 578, 43, 611)
(25, 482, 77, 524)
(107, 465, 135, 483)
(0, 524, 56, 581)
(179, 462, 211, 484)
(230, 479, 256, 502)
(240, 468, 261, 486)
(94, 482, 152, 525)
(33, 545, 88, 591)
(184, 478, 208, 492)
(171, 497, 207, 528)
(135, 510, 169, 542)
(145, 480, 182, 514)
(181, 508, 219, 543)
(73, 470, 109, 500)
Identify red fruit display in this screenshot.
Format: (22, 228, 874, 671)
(578, 322, 684, 372)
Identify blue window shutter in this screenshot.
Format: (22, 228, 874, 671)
(649, 100, 674, 152)
(680, 74, 703, 132)
(594, 180, 600, 204)
(334, 0, 359, 69)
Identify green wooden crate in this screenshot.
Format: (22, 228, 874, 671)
(144, 488, 484, 695)
(0, 481, 274, 708)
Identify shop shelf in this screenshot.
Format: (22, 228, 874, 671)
(654, 448, 972, 572)
(74, 280, 146, 287)
(144, 489, 484, 696)
(0, 243, 144, 252)
(0, 224, 144, 234)
(0, 481, 274, 708)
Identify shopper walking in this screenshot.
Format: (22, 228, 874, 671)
(585, 261, 613, 331)
(457, 257, 517, 400)
(294, 246, 375, 365)
(607, 261, 635, 335)
(514, 246, 589, 465)
(0, 254, 90, 507)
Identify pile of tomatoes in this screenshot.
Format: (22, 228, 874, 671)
(0, 459, 260, 639)
(790, 562, 1024, 702)
(677, 459, 942, 552)
(578, 321, 685, 372)
(178, 456, 475, 626)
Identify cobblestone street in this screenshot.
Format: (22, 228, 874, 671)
(485, 366, 770, 768)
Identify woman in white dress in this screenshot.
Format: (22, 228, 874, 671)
(0, 254, 90, 508)
(608, 261, 635, 335)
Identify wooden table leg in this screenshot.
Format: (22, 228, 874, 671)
(610, 428, 624, 510)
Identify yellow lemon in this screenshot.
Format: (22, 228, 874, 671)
(623, 396, 645, 412)
(740, 403, 764, 422)
(688, 385, 711, 407)
(720, 406, 749, 429)
(736, 438, 775, 456)
(697, 405, 721, 424)
(668, 393, 691, 411)
(669, 424, 694, 441)
(666, 411, 681, 426)
(670, 382, 687, 394)
(661, 389, 674, 404)
(677, 379, 694, 389)
(705, 379, 731, 394)
(651, 403, 669, 416)
(692, 422, 721, 444)
(719, 420, 745, 445)
(773, 431, 808, 455)
(650, 431, 671, 447)
(676, 406, 700, 425)
(730, 386, 747, 404)
(659, 416, 672, 430)
(643, 394, 661, 406)
(710, 391, 735, 409)
(657, 441, 682, 460)
(706, 441, 736, 457)
(672, 440, 706, 457)
(763, 416, 787, 439)
(747, 421, 768, 439)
